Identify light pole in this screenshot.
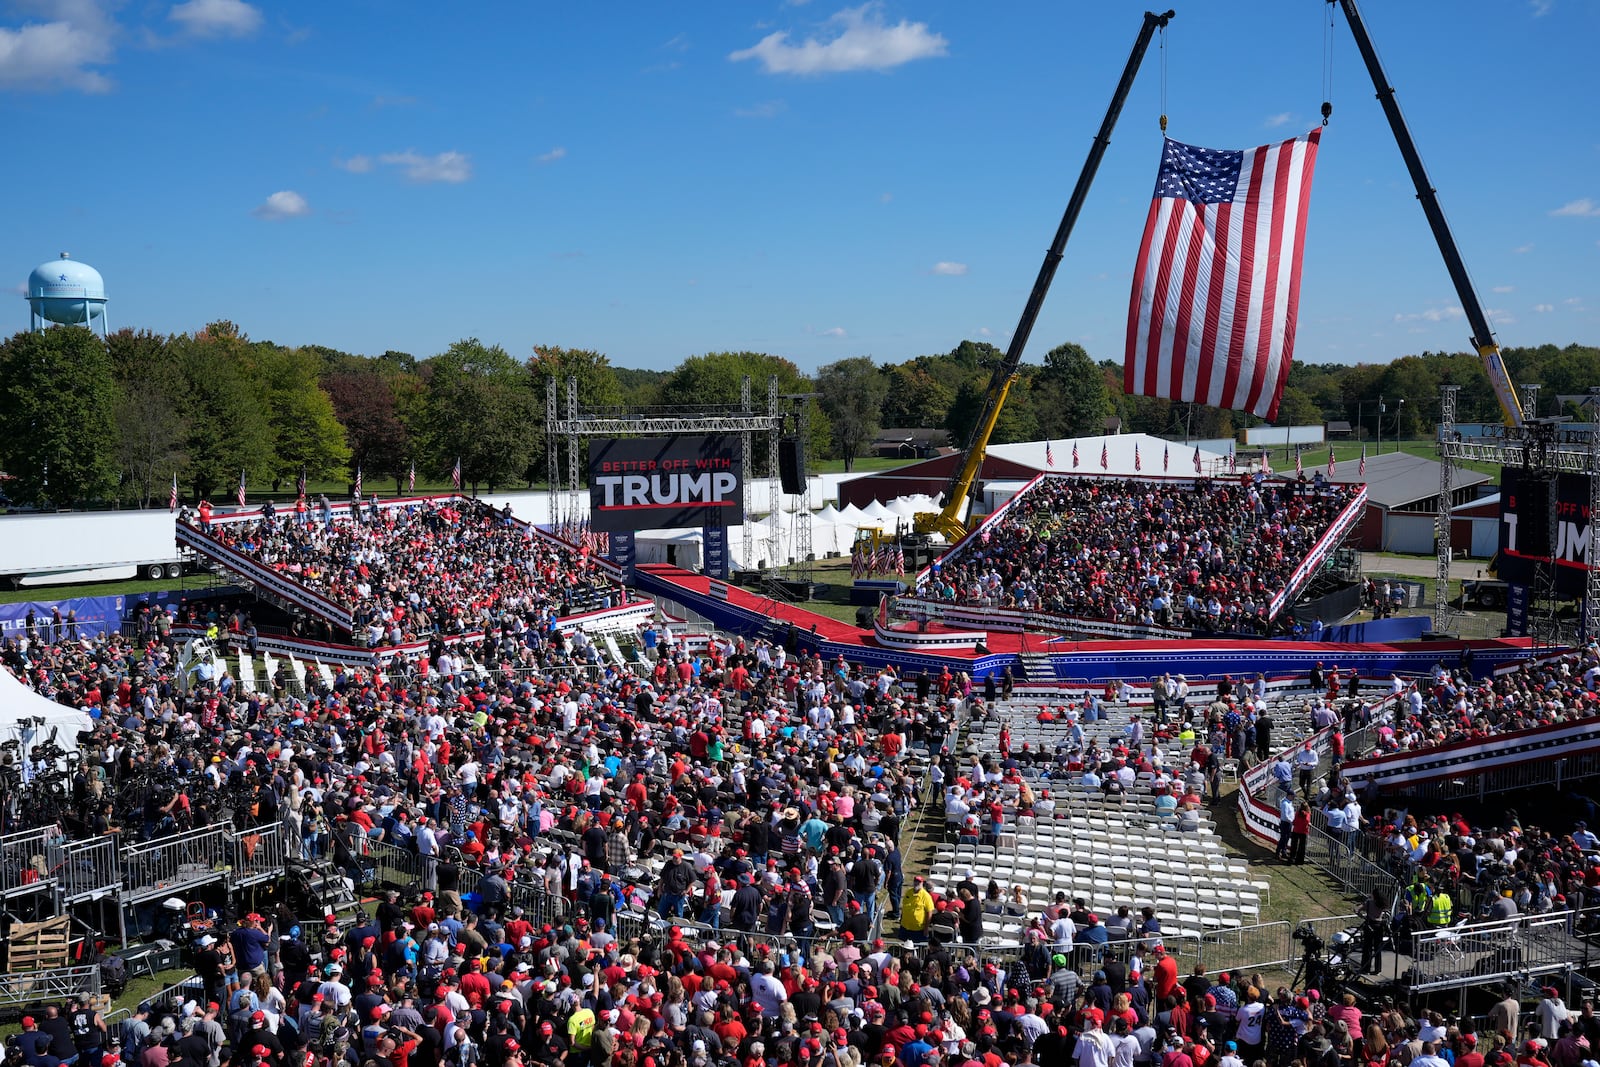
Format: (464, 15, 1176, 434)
(1377, 396, 1386, 454)
(1395, 398, 1406, 452)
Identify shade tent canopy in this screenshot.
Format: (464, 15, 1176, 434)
(990, 433, 1231, 478)
(0, 664, 91, 755)
(815, 504, 843, 523)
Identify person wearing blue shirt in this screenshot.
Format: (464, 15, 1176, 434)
(230, 913, 272, 975)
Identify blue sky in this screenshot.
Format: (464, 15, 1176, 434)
(2, 0, 1596, 373)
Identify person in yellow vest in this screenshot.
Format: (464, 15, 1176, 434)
(1427, 885, 1454, 927)
(900, 875, 935, 941)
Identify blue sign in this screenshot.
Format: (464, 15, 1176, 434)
(1506, 583, 1530, 638)
(702, 525, 729, 579)
(608, 531, 637, 584)
(0, 595, 126, 642)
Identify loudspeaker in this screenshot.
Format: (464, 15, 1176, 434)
(1520, 478, 1552, 558)
(778, 437, 805, 494)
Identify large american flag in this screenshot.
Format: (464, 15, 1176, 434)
(1124, 130, 1321, 421)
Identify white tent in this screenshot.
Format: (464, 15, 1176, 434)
(0, 665, 92, 755)
(838, 503, 867, 524)
(815, 503, 843, 524)
(860, 500, 895, 524)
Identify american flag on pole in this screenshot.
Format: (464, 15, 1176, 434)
(1072, 442, 1080, 469)
(236, 468, 247, 508)
(1163, 444, 1169, 472)
(1295, 450, 1304, 476)
(1193, 446, 1202, 474)
(451, 457, 462, 492)
(1045, 441, 1055, 468)
(1359, 446, 1367, 478)
(296, 466, 306, 499)
(169, 472, 178, 512)
(895, 544, 905, 577)
(1328, 447, 1336, 478)
(354, 465, 362, 499)
(1099, 442, 1108, 470)
(1261, 450, 1272, 474)
(1124, 130, 1322, 421)
(1134, 443, 1142, 472)
(408, 463, 416, 493)
(1228, 447, 1238, 474)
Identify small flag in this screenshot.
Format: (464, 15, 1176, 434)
(409, 463, 416, 493)
(169, 472, 178, 512)
(895, 545, 906, 577)
(1163, 444, 1169, 472)
(236, 468, 247, 508)
(1295, 450, 1303, 476)
(1099, 442, 1108, 470)
(452, 456, 462, 491)
(1134, 443, 1142, 472)
(1193, 446, 1202, 475)
(354, 465, 362, 499)
(1359, 446, 1367, 477)
(1228, 448, 1237, 475)
(1045, 441, 1055, 468)
(296, 466, 307, 499)
(851, 543, 864, 579)
(1072, 442, 1080, 469)
(1261, 450, 1272, 474)
(1328, 447, 1336, 479)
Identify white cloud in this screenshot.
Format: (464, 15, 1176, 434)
(976, 327, 992, 337)
(1530, 0, 1553, 15)
(734, 100, 786, 119)
(1534, 303, 1555, 313)
(1551, 198, 1600, 217)
(536, 146, 566, 164)
(1492, 285, 1515, 293)
(334, 155, 371, 174)
(878, 192, 892, 204)
(661, 33, 690, 51)
(0, 0, 116, 93)
(820, 327, 846, 338)
(1486, 308, 1516, 325)
(931, 261, 967, 276)
(169, 0, 262, 38)
(1263, 112, 1293, 128)
(252, 190, 310, 220)
(1392, 305, 1464, 324)
(729, 3, 948, 75)
(379, 150, 472, 183)
(1514, 243, 1535, 254)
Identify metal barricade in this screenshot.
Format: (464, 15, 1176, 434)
(1305, 814, 1401, 908)
(0, 826, 60, 898)
(0, 964, 102, 1012)
(119, 825, 232, 905)
(49, 834, 122, 903)
(229, 821, 286, 889)
(1407, 913, 1592, 993)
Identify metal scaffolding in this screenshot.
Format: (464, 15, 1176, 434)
(545, 375, 786, 571)
(1436, 383, 1600, 643)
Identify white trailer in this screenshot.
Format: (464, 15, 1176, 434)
(0, 509, 193, 587)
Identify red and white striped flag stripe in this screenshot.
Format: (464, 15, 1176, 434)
(236, 469, 247, 507)
(169, 472, 178, 512)
(1124, 130, 1321, 421)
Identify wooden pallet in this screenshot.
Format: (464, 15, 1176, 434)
(8, 917, 70, 972)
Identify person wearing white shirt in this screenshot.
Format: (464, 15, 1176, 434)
(1075, 1021, 1114, 1067)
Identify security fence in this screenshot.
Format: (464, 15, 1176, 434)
(1404, 911, 1594, 993)
(118, 824, 233, 907)
(49, 834, 121, 904)
(0, 963, 101, 1013)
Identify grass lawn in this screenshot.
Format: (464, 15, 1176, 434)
(0, 575, 222, 606)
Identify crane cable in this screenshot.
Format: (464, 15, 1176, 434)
(1321, 1, 1336, 125)
(1159, 17, 1168, 134)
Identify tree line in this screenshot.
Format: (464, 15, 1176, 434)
(0, 320, 1593, 509)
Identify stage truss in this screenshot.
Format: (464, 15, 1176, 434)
(545, 375, 811, 576)
(1435, 384, 1600, 644)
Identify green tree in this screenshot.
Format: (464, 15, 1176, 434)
(256, 346, 351, 489)
(816, 356, 889, 470)
(419, 338, 536, 493)
(1032, 342, 1110, 439)
(944, 370, 1038, 447)
(0, 327, 119, 508)
(171, 322, 274, 500)
(107, 328, 188, 507)
(530, 346, 625, 411)
(880, 361, 956, 429)
(1376, 356, 1439, 437)
(656, 352, 828, 468)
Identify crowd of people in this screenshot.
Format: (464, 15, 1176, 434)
(918, 476, 1359, 635)
(185, 499, 627, 647)
(2, 486, 1597, 1067)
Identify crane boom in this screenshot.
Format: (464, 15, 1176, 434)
(1333, 0, 1524, 428)
(914, 9, 1175, 543)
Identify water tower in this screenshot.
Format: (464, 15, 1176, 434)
(27, 253, 108, 337)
